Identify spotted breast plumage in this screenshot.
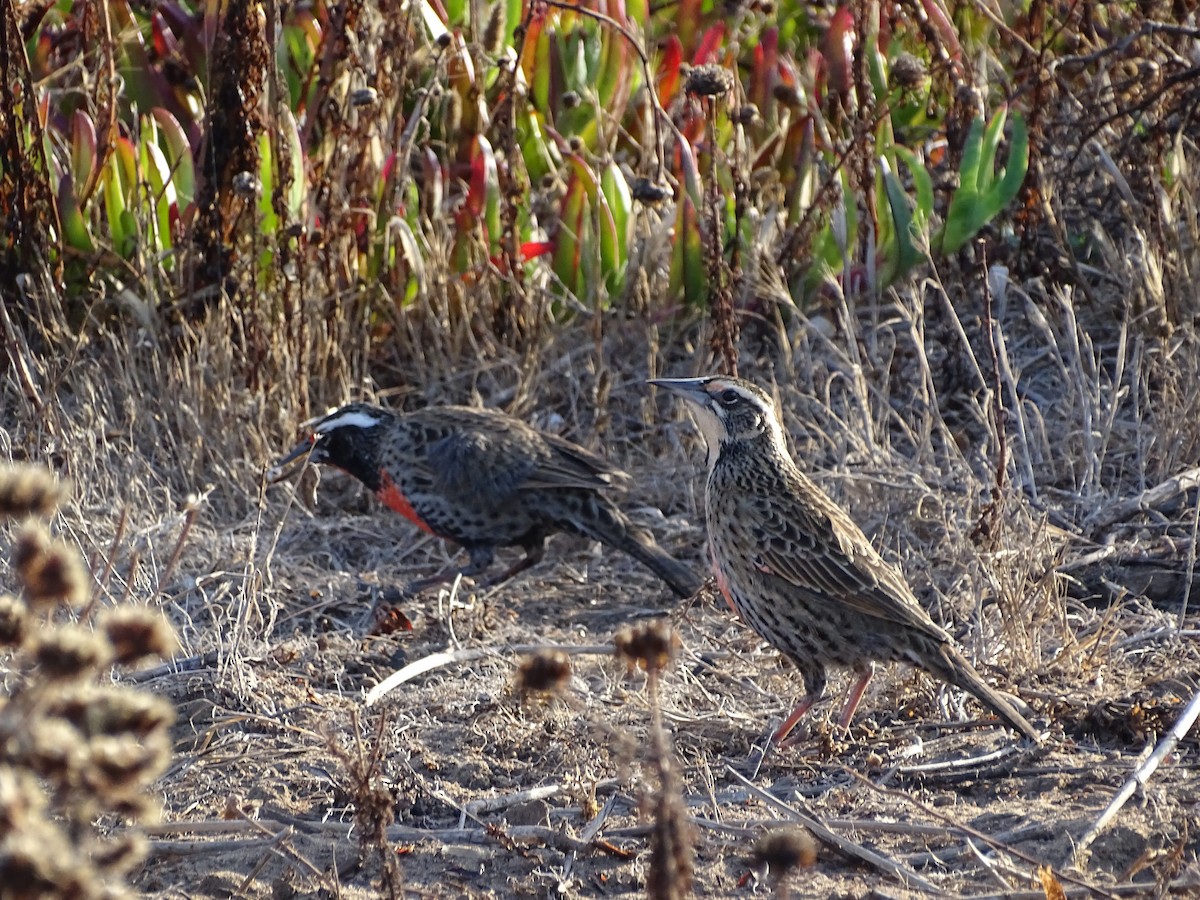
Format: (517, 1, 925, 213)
(271, 403, 702, 598)
(651, 375, 1041, 743)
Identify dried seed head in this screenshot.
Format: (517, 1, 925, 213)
(84, 734, 170, 798)
(34, 626, 112, 680)
(435, 31, 452, 48)
(630, 177, 669, 204)
(771, 83, 803, 108)
(0, 766, 48, 832)
(14, 524, 90, 609)
(752, 827, 818, 883)
(0, 465, 66, 518)
(23, 718, 86, 782)
(516, 650, 572, 700)
(890, 52, 927, 91)
(568, 135, 585, 154)
(0, 819, 99, 899)
(231, 171, 262, 198)
(614, 621, 679, 674)
(561, 90, 580, 109)
(684, 63, 734, 99)
(733, 103, 760, 126)
(100, 608, 178, 666)
(483, 3, 505, 56)
(50, 686, 176, 740)
(88, 833, 148, 876)
(0, 594, 28, 647)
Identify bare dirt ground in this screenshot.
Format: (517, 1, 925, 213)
(102, 383, 1200, 900)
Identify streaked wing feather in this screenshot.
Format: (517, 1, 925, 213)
(754, 482, 950, 640)
(425, 424, 611, 500)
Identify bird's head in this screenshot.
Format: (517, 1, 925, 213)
(650, 376, 786, 464)
(269, 403, 390, 486)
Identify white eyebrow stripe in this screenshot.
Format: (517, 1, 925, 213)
(316, 409, 381, 432)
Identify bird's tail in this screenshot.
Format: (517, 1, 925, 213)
(569, 498, 702, 599)
(933, 644, 1043, 742)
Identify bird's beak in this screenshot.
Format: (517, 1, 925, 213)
(267, 435, 317, 483)
(648, 377, 712, 407)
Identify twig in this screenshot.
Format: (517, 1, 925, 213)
(1074, 685, 1200, 864)
(894, 742, 1026, 775)
(842, 769, 1120, 898)
(146, 816, 599, 853)
(464, 784, 568, 817)
(724, 767, 943, 894)
(560, 793, 618, 884)
(365, 643, 612, 705)
(1182, 489, 1200, 627)
(1084, 465, 1200, 534)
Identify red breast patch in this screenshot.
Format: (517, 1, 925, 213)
(376, 470, 435, 534)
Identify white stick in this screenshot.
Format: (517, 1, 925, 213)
(1075, 685, 1200, 862)
(365, 643, 612, 705)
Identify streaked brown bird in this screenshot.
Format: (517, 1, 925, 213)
(652, 375, 1041, 743)
(271, 403, 702, 598)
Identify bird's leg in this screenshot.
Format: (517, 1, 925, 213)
(837, 663, 875, 729)
(772, 695, 819, 745)
(477, 539, 545, 589)
(741, 694, 818, 777)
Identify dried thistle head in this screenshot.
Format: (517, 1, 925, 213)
(889, 52, 928, 91)
(50, 686, 175, 740)
(83, 735, 168, 799)
(614, 621, 680, 674)
(631, 177, 669, 204)
(0, 765, 47, 832)
(13, 523, 90, 609)
(515, 650, 572, 701)
(684, 63, 735, 99)
(482, 2, 504, 56)
(752, 827, 817, 886)
(0, 594, 28, 647)
(0, 818, 101, 899)
(22, 718, 87, 782)
(0, 465, 67, 519)
(87, 833, 148, 877)
(33, 626, 113, 681)
(99, 608, 178, 666)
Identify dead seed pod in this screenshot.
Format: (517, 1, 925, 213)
(889, 52, 928, 91)
(0, 594, 28, 647)
(0, 465, 67, 519)
(0, 765, 48, 832)
(0, 819, 101, 899)
(33, 626, 113, 681)
(614, 621, 679, 674)
(752, 827, 817, 895)
(684, 63, 735, 99)
(13, 523, 90, 609)
(515, 649, 572, 701)
(87, 833, 148, 877)
(99, 608, 178, 667)
(21, 718, 87, 782)
(83, 734, 171, 799)
(49, 685, 176, 741)
(630, 177, 670, 204)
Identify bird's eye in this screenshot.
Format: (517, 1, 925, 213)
(719, 389, 740, 405)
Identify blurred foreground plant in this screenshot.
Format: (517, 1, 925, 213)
(0, 464, 177, 899)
